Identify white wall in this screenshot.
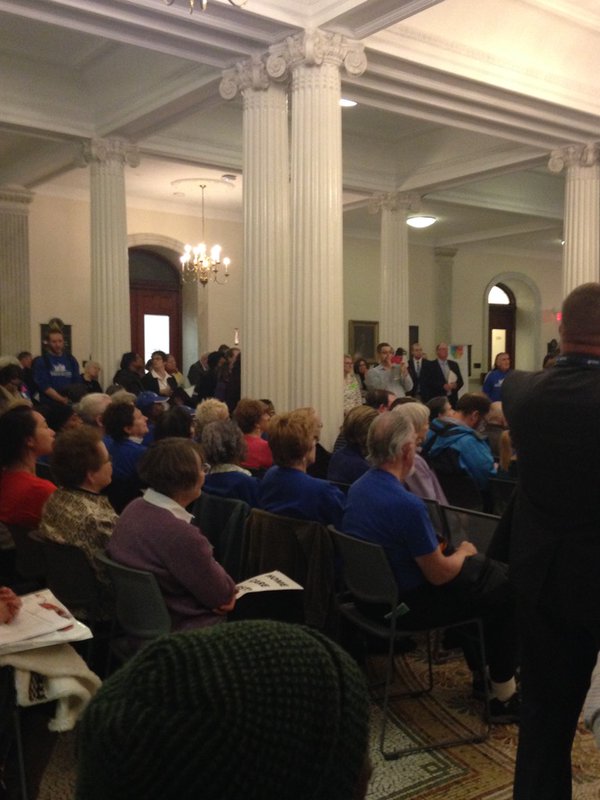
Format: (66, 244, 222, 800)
(451, 247, 562, 383)
(29, 193, 91, 363)
(28, 193, 244, 369)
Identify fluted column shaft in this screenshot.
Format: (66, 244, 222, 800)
(286, 31, 366, 447)
(82, 138, 139, 378)
(434, 247, 457, 345)
(0, 186, 33, 354)
(549, 143, 600, 295)
(220, 58, 291, 411)
(370, 193, 411, 349)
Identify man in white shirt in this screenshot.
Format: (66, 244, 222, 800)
(365, 342, 413, 398)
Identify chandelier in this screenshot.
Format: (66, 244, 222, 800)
(180, 185, 231, 287)
(164, 0, 247, 12)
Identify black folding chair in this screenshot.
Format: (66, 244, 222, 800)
(330, 528, 490, 759)
(96, 552, 171, 664)
(440, 505, 501, 554)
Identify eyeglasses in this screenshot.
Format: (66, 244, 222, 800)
(201, 463, 211, 475)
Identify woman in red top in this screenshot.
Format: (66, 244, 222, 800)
(233, 398, 273, 471)
(0, 404, 56, 528)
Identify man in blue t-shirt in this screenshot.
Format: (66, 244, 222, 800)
(342, 411, 519, 724)
(33, 330, 80, 406)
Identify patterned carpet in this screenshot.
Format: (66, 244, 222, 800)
(37, 645, 600, 800)
(365, 647, 600, 800)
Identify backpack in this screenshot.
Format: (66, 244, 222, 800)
(421, 421, 467, 476)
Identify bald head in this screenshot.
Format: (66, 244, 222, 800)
(561, 283, 600, 351)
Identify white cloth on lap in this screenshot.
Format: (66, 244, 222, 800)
(0, 642, 101, 731)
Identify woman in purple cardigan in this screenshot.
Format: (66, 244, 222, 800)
(108, 437, 236, 630)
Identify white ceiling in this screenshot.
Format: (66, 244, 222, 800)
(1, 0, 598, 254)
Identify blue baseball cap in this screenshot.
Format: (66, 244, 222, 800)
(135, 391, 169, 412)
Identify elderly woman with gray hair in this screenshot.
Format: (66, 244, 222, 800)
(200, 419, 259, 507)
(391, 401, 448, 505)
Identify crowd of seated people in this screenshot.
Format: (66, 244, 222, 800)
(0, 333, 523, 782)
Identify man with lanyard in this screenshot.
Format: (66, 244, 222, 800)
(500, 282, 600, 800)
(33, 330, 80, 406)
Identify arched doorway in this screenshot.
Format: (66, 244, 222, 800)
(129, 247, 182, 367)
(483, 273, 541, 372)
(487, 283, 516, 370)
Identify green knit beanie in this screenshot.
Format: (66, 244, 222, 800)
(76, 620, 369, 800)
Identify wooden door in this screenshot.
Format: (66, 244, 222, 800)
(130, 284, 181, 366)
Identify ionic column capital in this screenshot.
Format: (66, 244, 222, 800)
(368, 191, 416, 215)
(219, 55, 275, 100)
(265, 29, 366, 82)
(0, 185, 34, 213)
(80, 138, 140, 169)
(548, 143, 600, 173)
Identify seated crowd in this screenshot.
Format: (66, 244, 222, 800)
(0, 336, 522, 795)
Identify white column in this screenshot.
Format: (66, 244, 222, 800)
(369, 192, 411, 349)
(82, 138, 139, 378)
(0, 185, 34, 354)
(284, 30, 366, 448)
(220, 56, 291, 412)
(549, 143, 600, 295)
(433, 247, 457, 345)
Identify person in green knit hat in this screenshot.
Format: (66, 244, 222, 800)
(76, 620, 371, 800)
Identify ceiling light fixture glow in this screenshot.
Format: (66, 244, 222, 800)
(406, 215, 437, 229)
(339, 98, 357, 107)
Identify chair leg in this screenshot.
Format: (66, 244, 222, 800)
(378, 621, 490, 760)
(13, 707, 28, 800)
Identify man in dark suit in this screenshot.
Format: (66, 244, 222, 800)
(407, 342, 426, 398)
(501, 282, 600, 800)
(419, 342, 464, 408)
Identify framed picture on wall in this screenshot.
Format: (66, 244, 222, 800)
(349, 320, 379, 362)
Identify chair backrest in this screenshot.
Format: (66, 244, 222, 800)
(30, 532, 103, 616)
(440, 505, 501, 554)
(433, 470, 484, 511)
(12, 526, 46, 580)
(96, 552, 171, 640)
(241, 509, 335, 631)
(422, 499, 448, 540)
(192, 493, 250, 582)
(329, 528, 398, 609)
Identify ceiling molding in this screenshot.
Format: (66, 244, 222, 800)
(370, 22, 600, 116)
(347, 52, 600, 148)
(437, 220, 559, 247)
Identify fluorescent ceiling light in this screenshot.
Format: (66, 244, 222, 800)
(407, 215, 437, 229)
(339, 98, 357, 107)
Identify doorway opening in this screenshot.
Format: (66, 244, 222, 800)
(129, 247, 182, 368)
(487, 283, 516, 370)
